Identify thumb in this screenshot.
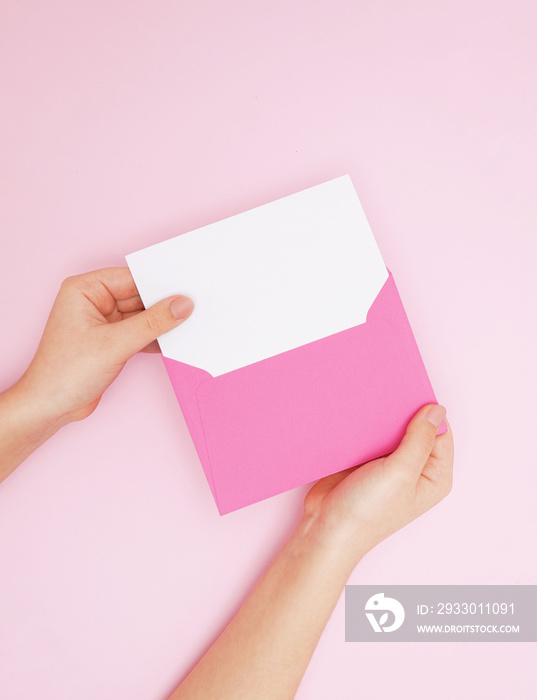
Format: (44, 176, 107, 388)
(386, 404, 447, 476)
(110, 295, 194, 361)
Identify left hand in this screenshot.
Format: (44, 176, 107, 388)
(17, 267, 194, 426)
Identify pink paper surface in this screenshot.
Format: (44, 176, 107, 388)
(1, 2, 536, 699)
(164, 272, 441, 514)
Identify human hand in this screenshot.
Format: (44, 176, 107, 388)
(304, 404, 453, 567)
(16, 267, 193, 427)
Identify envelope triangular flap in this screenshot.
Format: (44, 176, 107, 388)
(162, 358, 219, 503)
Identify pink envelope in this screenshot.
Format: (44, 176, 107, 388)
(162, 269, 444, 515)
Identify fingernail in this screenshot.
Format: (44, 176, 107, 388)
(170, 296, 194, 320)
(426, 404, 446, 428)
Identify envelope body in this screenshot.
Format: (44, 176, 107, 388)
(163, 269, 440, 514)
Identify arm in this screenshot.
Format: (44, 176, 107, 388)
(0, 268, 193, 484)
(170, 405, 453, 699)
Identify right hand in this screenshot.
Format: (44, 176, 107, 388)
(304, 404, 454, 565)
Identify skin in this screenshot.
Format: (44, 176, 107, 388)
(0, 267, 453, 699)
(0, 267, 194, 483)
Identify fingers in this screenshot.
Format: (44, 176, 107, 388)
(386, 404, 447, 478)
(60, 268, 142, 319)
(420, 416, 454, 488)
(103, 298, 143, 323)
(81, 267, 140, 300)
(104, 297, 144, 322)
(429, 416, 454, 465)
(416, 416, 454, 509)
(116, 295, 144, 313)
(62, 267, 194, 361)
(107, 294, 194, 362)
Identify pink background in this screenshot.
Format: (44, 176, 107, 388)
(1, 1, 536, 698)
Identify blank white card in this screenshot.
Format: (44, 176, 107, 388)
(126, 175, 388, 376)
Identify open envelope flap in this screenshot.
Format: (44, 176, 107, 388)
(162, 359, 217, 500)
(163, 271, 442, 515)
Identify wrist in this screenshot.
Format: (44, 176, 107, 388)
(294, 510, 371, 577)
(3, 376, 69, 447)
(16, 365, 75, 430)
(0, 380, 65, 483)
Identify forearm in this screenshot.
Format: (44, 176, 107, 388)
(0, 377, 67, 483)
(170, 515, 365, 700)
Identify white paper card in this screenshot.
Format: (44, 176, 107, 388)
(126, 175, 388, 376)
